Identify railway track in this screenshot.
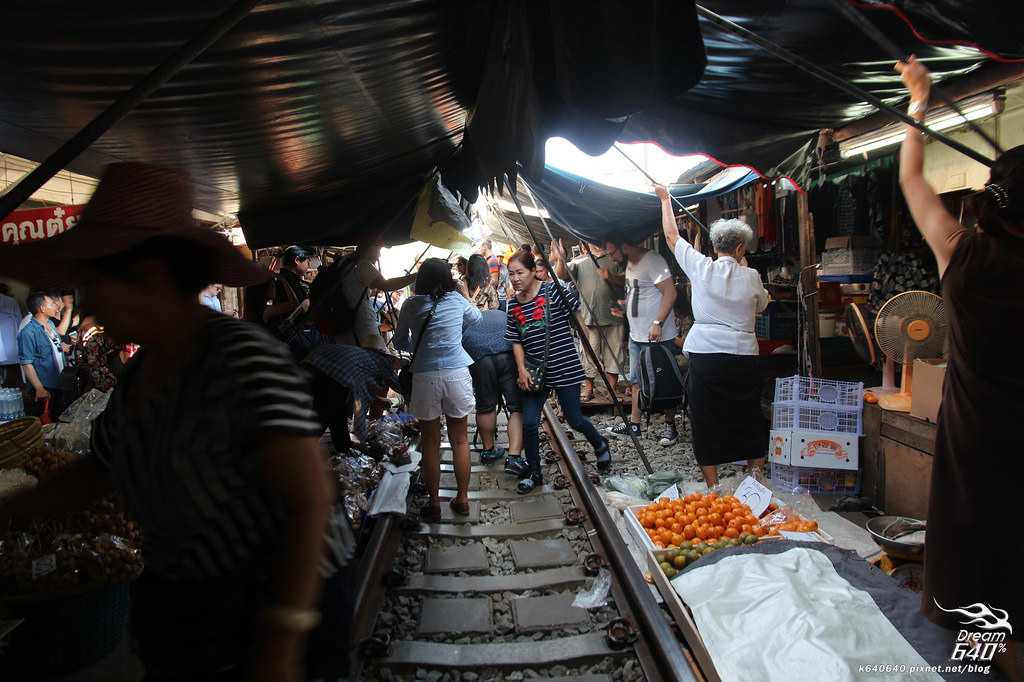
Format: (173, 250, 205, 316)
(348, 405, 702, 682)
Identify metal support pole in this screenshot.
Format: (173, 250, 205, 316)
(504, 177, 655, 474)
(543, 404, 700, 682)
(0, 0, 262, 218)
(611, 145, 711, 237)
(694, 4, 995, 168)
(826, 0, 1003, 156)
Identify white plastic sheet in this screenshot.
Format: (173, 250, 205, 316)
(367, 471, 411, 517)
(672, 548, 941, 682)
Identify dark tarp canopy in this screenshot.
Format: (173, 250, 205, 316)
(0, 0, 706, 249)
(1, 1, 1020, 250)
(518, 165, 759, 245)
(620, 1, 1023, 188)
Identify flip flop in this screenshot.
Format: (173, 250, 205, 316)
(422, 504, 441, 524)
(449, 498, 470, 516)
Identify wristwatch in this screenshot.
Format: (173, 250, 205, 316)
(652, 320, 663, 327)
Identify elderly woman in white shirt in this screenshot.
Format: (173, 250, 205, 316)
(655, 185, 770, 487)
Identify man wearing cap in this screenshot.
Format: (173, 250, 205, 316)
(0, 163, 344, 682)
(264, 244, 313, 325)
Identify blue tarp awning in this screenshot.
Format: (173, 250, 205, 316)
(522, 165, 759, 244)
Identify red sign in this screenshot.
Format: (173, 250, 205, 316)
(2, 204, 85, 245)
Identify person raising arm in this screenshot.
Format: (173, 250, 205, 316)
(894, 57, 965, 277)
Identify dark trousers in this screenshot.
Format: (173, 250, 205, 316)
(311, 372, 354, 451)
(521, 384, 604, 471)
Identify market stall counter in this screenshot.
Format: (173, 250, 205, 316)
(861, 403, 937, 519)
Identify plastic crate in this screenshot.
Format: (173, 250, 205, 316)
(772, 376, 864, 434)
(771, 402, 862, 434)
(774, 376, 863, 407)
(770, 463, 861, 495)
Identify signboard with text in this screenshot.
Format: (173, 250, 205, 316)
(2, 204, 85, 245)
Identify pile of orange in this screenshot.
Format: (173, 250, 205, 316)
(636, 492, 767, 549)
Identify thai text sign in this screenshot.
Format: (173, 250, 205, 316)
(2, 204, 85, 245)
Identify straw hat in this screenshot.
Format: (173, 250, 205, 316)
(0, 163, 269, 287)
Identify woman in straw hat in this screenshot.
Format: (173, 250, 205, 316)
(0, 163, 342, 682)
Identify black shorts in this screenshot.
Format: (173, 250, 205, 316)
(469, 351, 521, 414)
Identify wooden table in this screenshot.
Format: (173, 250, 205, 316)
(861, 404, 937, 519)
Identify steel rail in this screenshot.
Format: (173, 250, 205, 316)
(542, 403, 698, 682)
(694, 4, 996, 168)
(0, 0, 263, 218)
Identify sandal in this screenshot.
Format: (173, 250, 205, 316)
(449, 498, 471, 516)
(580, 384, 594, 403)
(421, 504, 441, 524)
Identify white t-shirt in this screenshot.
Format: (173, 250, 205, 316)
(672, 238, 769, 356)
(341, 258, 387, 352)
(624, 250, 678, 343)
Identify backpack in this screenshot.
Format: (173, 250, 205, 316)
(308, 254, 365, 338)
(638, 343, 686, 413)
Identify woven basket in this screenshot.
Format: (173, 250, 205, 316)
(0, 418, 43, 469)
(1, 583, 130, 675)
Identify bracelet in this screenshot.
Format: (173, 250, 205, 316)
(263, 607, 321, 633)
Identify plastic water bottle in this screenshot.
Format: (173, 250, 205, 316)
(0, 388, 11, 423)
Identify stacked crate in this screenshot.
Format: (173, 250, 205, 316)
(769, 376, 863, 494)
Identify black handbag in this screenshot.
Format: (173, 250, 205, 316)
(398, 296, 440, 400)
(522, 300, 550, 392)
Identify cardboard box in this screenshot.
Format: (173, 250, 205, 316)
(789, 429, 859, 471)
(910, 358, 946, 423)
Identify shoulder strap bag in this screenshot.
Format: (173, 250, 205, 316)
(398, 296, 441, 401)
(523, 296, 550, 392)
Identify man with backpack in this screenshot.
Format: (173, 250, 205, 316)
(329, 235, 417, 351)
(604, 237, 682, 447)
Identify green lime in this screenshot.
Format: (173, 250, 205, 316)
(672, 555, 687, 569)
(680, 541, 693, 551)
(743, 534, 758, 545)
(701, 547, 714, 556)
(659, 561, 672, 573)
(664, 567, 677, 578)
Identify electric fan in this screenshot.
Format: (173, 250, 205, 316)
(873, 291, 947, 412)
(845, 302, 897, 393)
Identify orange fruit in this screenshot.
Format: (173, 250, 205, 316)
(683, 525, 696, 540)
(670, 522, 683, 534)
(724, 528, 739, 539)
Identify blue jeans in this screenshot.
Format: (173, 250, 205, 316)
(521, 384, 605, 471)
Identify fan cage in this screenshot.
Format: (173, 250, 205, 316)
(874, 291, 947, 362)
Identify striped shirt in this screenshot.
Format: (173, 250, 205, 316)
(90, 317, 328, 581)
(505, 281, 586, 389)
